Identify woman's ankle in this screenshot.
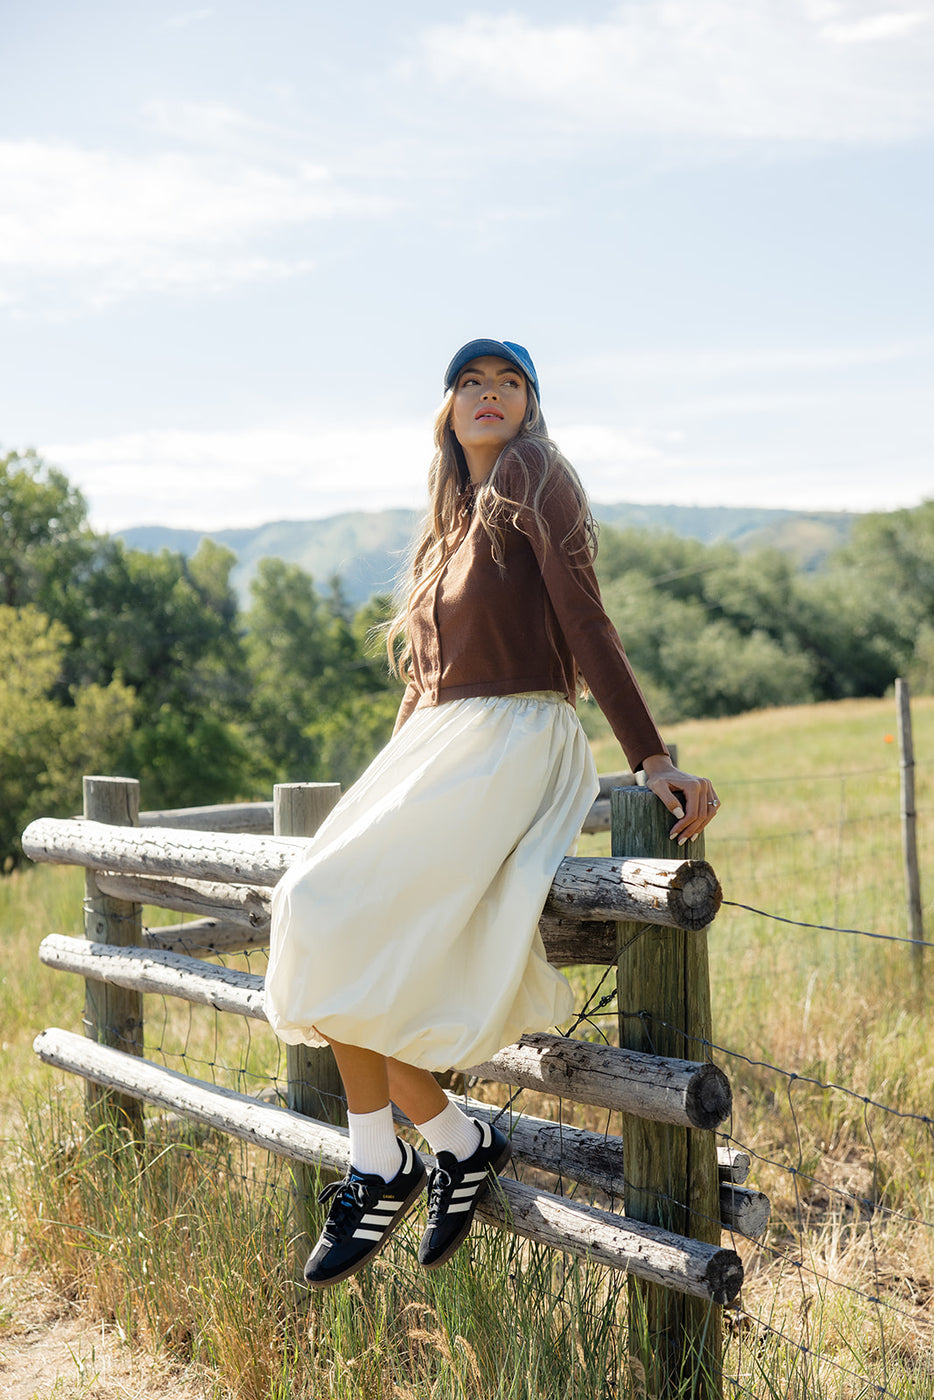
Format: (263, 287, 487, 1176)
(347, 1104, 402, 1181)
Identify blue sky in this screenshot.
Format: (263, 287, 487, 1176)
(2, 0, 931, 531)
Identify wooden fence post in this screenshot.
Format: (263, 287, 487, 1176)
(613, 786, 723, 1399)
(273, 782, 343, 1275)
(896, 678, 925, 991)
(82, 775, 144, 1137)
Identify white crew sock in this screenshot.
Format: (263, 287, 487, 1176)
(347, 1105, 403, 1182)
(415, 1101, 482, 1162)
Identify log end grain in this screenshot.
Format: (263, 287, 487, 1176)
(704, 1246, 745, 1305)
(669, 860, 723, 931)
(720, 1184, 771, 1241)
(717, 1146, 751, 1184)
(21, 819, 56, 864)
(684, 1062, 732, 1130)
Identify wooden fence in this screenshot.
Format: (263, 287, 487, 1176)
(24, 772, 768, 1399)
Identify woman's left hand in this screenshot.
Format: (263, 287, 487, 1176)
(640, 753, 721, 847)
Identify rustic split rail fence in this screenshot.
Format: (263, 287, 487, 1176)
(24, 771, 768, 1398)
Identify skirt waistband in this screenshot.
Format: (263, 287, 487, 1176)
(415, 689, 566, 710)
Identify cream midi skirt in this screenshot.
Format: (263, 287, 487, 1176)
(264, 691, 599, 1071)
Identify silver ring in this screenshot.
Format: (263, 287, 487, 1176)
(708, 798, 720, 808)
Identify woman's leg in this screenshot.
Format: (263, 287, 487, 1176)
(306, 1035, 501, 1286)
(325, 1036, 479, 1160)
(325, 1035, 448, 1121)
(325, 1038, 390, 1113)
(321, 1038, 398, 1180)
(303, 1036, 429, 1289)
(386, 1056, 448, 1123)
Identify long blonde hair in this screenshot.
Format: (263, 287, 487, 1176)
(387, 385, 597, 678)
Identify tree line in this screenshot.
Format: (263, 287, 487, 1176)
(592, 503, 933, 726)
(2, 447, 931, 868)
(0, 449, 402, 868)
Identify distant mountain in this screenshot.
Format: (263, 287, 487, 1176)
(118, 502, 856, 606)
(120, 511, 420, 607)
(592, 503, 855, 572)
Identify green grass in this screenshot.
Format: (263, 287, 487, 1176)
(3, 694, 934, 1398)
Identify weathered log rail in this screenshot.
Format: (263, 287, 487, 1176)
(22, 818, 722, 932)
(467, 1030, 731, 1129)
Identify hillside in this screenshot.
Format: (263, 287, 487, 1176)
(118, 501, 856, 606)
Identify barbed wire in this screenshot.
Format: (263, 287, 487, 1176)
(721, 898, 934, 949)
(714, 763, 904, 787)
(713, 808, 911, 843)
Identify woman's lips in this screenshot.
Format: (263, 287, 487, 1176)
(475, 408, 504, 420)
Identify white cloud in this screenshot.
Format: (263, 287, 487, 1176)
(558, 339, 929, 381)
(44, 422, 434, 531)
(141, 99, 301, 150)
(0, 125, 391, 309)
(163, 8, 213, 30)
(417, 1, 934, 143)
(821, 10, 929, 43)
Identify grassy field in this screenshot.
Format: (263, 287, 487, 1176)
(2, 694, 933, 1398)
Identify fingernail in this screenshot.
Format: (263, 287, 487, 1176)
(678, 834, 689, 846)
(672, 805, 685, 820)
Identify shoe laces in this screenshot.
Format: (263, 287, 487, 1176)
(425, 1165, 457, 1224)
(317, 1172, 373, 1238)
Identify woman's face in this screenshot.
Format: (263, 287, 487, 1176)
(449, 356, 528, 474)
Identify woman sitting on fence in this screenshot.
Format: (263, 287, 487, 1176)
(264, 338, 721, 1288)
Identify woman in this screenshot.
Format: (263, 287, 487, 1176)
(265, 338, 720, 1288)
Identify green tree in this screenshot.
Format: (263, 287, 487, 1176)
(824, 500, 934, 690)
(596, 522, 904, 715)
(44, 536, 257, 807)
(244, 562, 401, 785)
(696, 548, 893, 701)
(0, 448, 92, 608)
(0, 606, 134, 867)
(602, 567, 818, 722)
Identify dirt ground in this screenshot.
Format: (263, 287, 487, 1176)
(0, 1276, 208, 1400)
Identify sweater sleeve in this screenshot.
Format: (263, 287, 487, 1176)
(513, 470, 667, 771)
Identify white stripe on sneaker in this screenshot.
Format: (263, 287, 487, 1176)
(353, 1227, 385, 1241)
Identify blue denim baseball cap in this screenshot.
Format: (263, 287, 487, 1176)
(443, 339, 540, 401)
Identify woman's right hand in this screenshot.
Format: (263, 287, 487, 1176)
(640, 753, 721, 847)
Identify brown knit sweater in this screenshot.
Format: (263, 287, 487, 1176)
(394, 462, 666, 773)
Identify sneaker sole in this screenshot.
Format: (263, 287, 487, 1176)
(419, 1140, 513, 1271)
(304, 1165, 428, 1290)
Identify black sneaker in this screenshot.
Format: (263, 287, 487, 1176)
(303, 1139, 427, 1288)
(417, 1119, 512, 1270)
